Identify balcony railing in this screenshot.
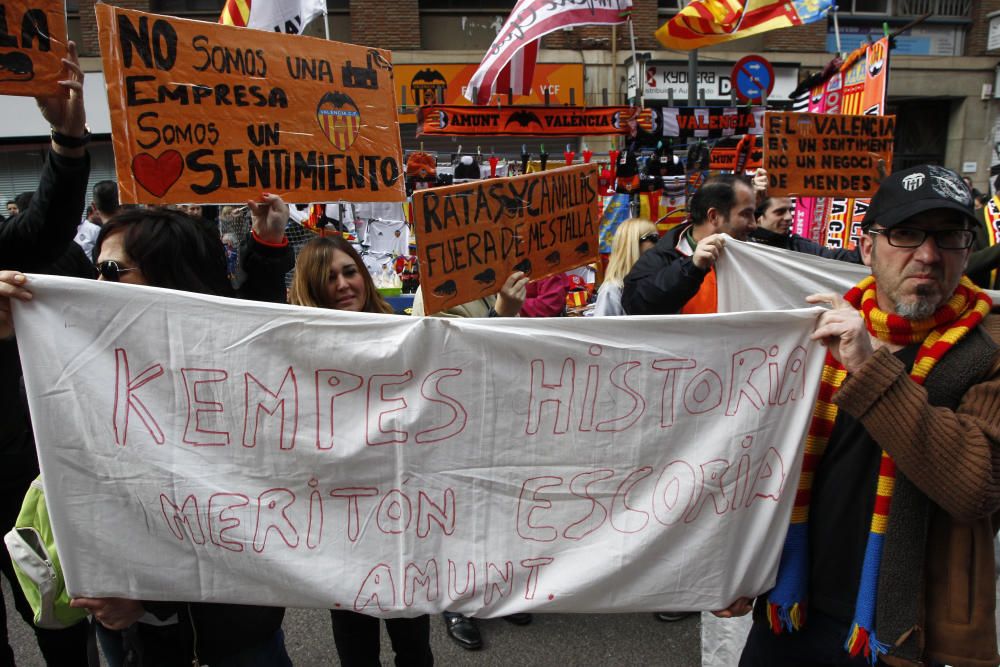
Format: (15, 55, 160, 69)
(895, 0, 971, 16)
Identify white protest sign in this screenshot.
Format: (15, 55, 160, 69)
(14, 276, 825, 616)
(717, 238, 1000, 312)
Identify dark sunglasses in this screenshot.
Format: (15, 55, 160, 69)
(639, 232, 660, 244)
(96, 260, 139, 282)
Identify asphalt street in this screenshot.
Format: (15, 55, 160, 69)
(3, 578, 701, 666)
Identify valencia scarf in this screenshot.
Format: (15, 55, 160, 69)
(766, 275, 992, 664)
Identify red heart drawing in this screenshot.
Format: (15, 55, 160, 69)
(131, 150, 184, 198)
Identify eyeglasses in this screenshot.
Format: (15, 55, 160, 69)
(868, 227, 975, 250)
(639, 232, 660, 245)
(96, 260, 139, 282)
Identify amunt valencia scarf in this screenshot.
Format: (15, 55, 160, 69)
(766, 275, 992, 664)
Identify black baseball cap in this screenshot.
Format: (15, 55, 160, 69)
(861, 164, 977, 230)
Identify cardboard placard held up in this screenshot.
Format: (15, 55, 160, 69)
(763, 111, 894, 198)
(414, 164, 600, 315)
(96, 5, 405, 204)
(0, 0, 68, 97)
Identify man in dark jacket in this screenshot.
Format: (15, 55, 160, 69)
(0, 42, 93, 667)
(622, 174, 756, 315)
(750, 195, 861, 263)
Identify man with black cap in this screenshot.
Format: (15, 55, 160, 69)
(718, 164, 1000, 667)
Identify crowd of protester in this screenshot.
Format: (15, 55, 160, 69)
(1, 42, 1000, 667)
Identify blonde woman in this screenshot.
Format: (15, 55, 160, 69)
(287, 235, 432, 667)
(593, 218, 659, 316)
(289, 235, 394, 314)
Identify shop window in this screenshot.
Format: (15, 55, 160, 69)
(896, 0, 970, 17)
(419, 0, 514, 50)
(840, 0, 970, 16)
(657, 0, 685, 14)
(849, 0, 891, 14)
(150, 0, 225, 16)
(420, 0, 514, 8)
(886, 99, 948, 171)
(65, 0, 80, 51)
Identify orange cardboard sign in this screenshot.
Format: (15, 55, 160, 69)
(0, 0, 68, 97)
(763, 111, 894, 198)
(414, 164, 600, 315)
(396, 63, 584, 123)
(96, 5, 405, 204)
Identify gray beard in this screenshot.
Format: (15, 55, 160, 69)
(895, 299, 936, 320)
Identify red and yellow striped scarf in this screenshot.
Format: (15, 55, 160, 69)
(768, 275, 991, 664)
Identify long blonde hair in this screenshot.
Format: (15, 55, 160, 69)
(289, 236, 394, 314)
(604, 218, 657, 287)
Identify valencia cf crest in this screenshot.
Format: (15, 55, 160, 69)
(316, 91, 361, 150)
(867, 40, 886, 77)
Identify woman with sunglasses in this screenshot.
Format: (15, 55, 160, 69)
(288, 235, 434, 667)
(0, 197, 295, 667)
(92, 197, 292, 304)
(593, 218, 659, 316)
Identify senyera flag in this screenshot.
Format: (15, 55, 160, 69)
(656, 0, 833, 50)
(219, 0, 325, 34)
(465, 0, 633, 106)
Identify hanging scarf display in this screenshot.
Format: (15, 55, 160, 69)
(982, 195, 1000, 289)
(767, 275, 992, 664)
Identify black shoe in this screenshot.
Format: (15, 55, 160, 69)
(443, 612, 482, 650)
(654, 611, 695, 622)
(502, 613, 533, 626)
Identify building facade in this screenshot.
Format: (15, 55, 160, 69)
(1, 0, 997, 200)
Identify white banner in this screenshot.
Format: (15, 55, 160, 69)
(717, 238, 1000, 311)
(14, 275, 825, 616)
(245, 0, 325, 34)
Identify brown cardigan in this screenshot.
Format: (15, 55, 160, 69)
(833, 314, 1000, 667)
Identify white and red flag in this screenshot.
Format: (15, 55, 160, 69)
(219, 0, 325, 34)
(464, 0, 633, 105)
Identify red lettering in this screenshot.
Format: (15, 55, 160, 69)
(315, 369, 363, 450)
(159, 493, 205, 543)
(725, 348, 766, 416)
(403, 559, 439, 607)
(330, 487, 379, 542)
(243, 367, 298, 450)
(526, 358, 575, 435)
(355, 563, 395, 612)
(609, 467, 651, 533)
(253, 488, 299, 552)
(415, 368, 467, 443)
(515, 476, 561, 542)
(113, 347, 165, 446)
(208, 492, 248, 552)
(366, 371, 412, 445)
(181, 367, 230, 446)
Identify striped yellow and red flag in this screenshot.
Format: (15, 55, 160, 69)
(656, 0, 833, 50)
(219, 0, 251, 26)
(303, 204, 325, 232)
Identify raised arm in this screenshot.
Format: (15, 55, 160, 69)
(0, 42, 90, 271)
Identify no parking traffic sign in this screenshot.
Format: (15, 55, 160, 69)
(732, 55, 775, 104)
